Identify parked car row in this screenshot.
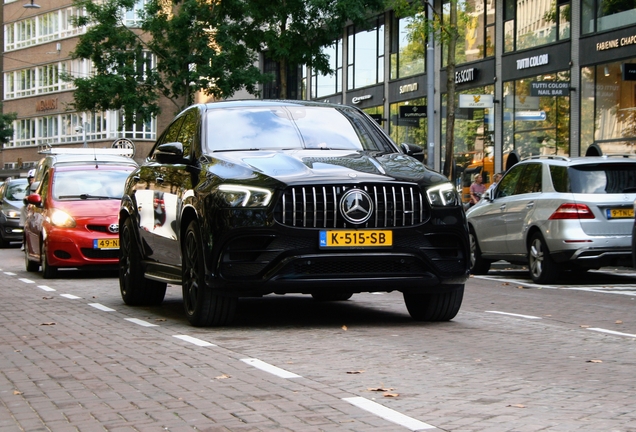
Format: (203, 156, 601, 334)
(466, 155, 636, 283)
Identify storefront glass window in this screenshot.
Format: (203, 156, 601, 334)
(504, 0, 570, 53)
(580, 59, 636, 155)
(443, 0, 495, 66)
(388, 98, 428, 163)
(582, 0, 636, 34)
(362, 106, 385, 129)
(502, 71, 571, 159)
(312, 40, 343, 98)
(390, 15, 425, 80)
(347, 17, 385, 90)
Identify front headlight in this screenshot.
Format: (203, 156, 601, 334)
(426, 182, 460, 207)
(217, 185, 273, 208)
(48, 209, 76, 228)
(2, 209, 20, 219)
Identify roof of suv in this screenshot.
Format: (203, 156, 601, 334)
(521, 155, 636, 167)
(32, 149, 137, 184)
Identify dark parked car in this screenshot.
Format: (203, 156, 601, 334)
(0, 177, 29, 247)
(119, 100, 470, 326)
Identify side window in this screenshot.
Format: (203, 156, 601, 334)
(176, 109, 198, 157)
(150, 116, 185, 160)
(38, 172, 50, 202)
(495, 165, 523, 198)
(514, 163, 542, 194)
(0, 183, 6, 200)
(549, 165, 569, 192)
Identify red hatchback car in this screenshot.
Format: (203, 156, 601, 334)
(24, 149, 137, 278)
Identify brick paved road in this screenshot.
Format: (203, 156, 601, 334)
(1, 246, 635, 431)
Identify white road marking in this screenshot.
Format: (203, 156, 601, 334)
(60, 294, 80, 299)
(343, 397, 437, 431)
(240, 358, 301, 379)
(474, 275, 636, 297)
(19, 278, 34, 284)
(173, 335, 216, 347)
(124, 318, 158, 327)
(38, 285, 55, 292)
(587, 328, 636, 338)
(486, 310, 542, 319)
(4, 272, 16, 276)
(89, 303, 115, 312)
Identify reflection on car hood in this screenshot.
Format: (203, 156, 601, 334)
(208, 150, 448, 185)
(52, 198, 121, 218)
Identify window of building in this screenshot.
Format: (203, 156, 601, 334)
(124, 0, 150, 28)
(311, 39, 343, 98)
(390, 15, 425, 80)
(5, 63, 66, 99)
(580, 59, 636, 156)
(443, 0, 495, 66)
(504, 0, 570, 53)
(582, 0, 636, 34)
(503, 71, 570, 158)
(347, 16, 385, 90)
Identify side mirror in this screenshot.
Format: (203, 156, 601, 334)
(154, 142, 185, 163)
(26, 194, 42, 206)
(483, 189, 492, 201)
(400, 143, 425, 162)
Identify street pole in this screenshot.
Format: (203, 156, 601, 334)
(426, 1, 435, 170)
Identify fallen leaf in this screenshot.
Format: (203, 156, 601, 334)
(544, 315, 552, 317)
(502, 282, 509, 286)
(341, 325, 348, 331)
(469, 274, 474, 278)
(384, 393, 399, 397)
(42, 296, 53, 300)
(155, 318, 166, 322)
(346, 370, 365, 374)
(587, 359, 603, 363)
(367, 387, 392, 392)
(13, 390, 23, 395)
(615, 320, 623, 324)
(580, 325, 590, 328)
(507, 404, 525, 408)
(214, 374, 231, 380)
(14, 350, 21, 353)
(517, 286, 525, 289)
(40, 322, 56, 326)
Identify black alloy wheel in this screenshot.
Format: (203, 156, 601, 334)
(403, 284, 464, 321)
(182, 220, 237, 326)
(528, 232, 560, 284)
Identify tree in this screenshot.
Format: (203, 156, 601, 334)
(236, 0, 386, 99)
(67, 0, 266, 128)
(389, 0, 470, 179)
(0, 107, 17, 147)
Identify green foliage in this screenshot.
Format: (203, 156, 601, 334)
(67, 0, 266, 126)
(0, 107, 17, 146)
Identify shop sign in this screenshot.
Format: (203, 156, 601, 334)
(505, 95, 540, 110)
(35, 98, 58, 112)
(455, 68, 477, 84)
(530, 81, 570, 96)
(596, 34, 636, 51)
(399, 83, 418, 94)
(458, 94, 493, 108)
(399, 105, 427, 118)
(516, 54, 549, 70)
(623, 63, 636, 81)
(351, 94, 372, 104)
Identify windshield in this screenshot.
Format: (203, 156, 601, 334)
(53, 168, 133, 200)
(564, 163, 636, 194)
(204, 106, 393, 153)
(6, 181, 28, 201)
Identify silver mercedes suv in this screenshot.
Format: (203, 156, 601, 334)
(466, 155, 636, 283)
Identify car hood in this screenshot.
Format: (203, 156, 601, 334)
(207, 150, 448, 186)
(52, 199, 121, 218)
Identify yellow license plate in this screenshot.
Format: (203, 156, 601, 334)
(319, 230, 392, 248)
(94, 238, 119, 249)
(608, 208, 634, 219)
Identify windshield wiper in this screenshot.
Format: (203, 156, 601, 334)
(58, 194, 120, 200)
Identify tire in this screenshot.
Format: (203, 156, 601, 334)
(25, 243, 38, 272)
(403, 284, 464, 321)
(469, 229, 491, 275)
(41, 241, 57, 279)
(182, 220, 237, 326)
(119, 217, 166, 306)
(311, 292, 353, 301)
(528, 232, 560, 284)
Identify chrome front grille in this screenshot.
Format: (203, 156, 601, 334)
(274, 184, 429, 228)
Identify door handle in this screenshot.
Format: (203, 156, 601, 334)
(526, 202, 534, 208)
(499, 204, 506, 211)
(156, 176, 164, 183)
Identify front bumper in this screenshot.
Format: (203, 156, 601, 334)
(45, 227, 119, 268)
